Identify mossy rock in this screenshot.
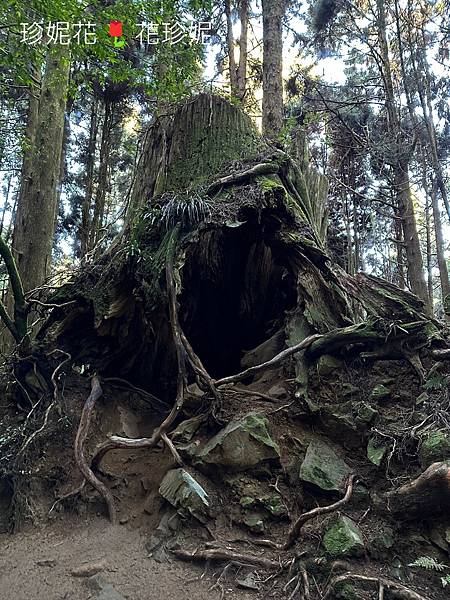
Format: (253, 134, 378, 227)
(195, 412, 280, 471)
(367, 437, 388, 467)
(419, 430, 450, 467)
(334, 581, 359, 600)
(299, 439, 351, 492)
(323, 515, 365, 557)
(356, 402, 378, 425)
(370, 384, 390, 402)
(159, 468, 211, 523)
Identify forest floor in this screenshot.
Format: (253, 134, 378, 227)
(0, 514, 254, 600)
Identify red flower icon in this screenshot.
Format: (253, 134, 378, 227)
(109, 21, 123, 37)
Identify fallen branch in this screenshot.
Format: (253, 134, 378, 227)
(75, 376, 117, 524)
(206, 162, 279, 196)
(323, 572, 428, 600)
(172, 547, 284, 571)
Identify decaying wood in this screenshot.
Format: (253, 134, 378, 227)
(172, 547, 284, 570)
(384, 461, 450, 517)
(92, 258, 189, 469)
(75, 376, 117, 524)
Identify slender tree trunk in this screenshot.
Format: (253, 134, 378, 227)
(431, 180, 450, 310)
(12, 46, 70, 292)
(79, 98, 99, 257)
(394, 209, 406, 289)
(261, 0, 285, 138)
(89, 100, 114, 250)
(414, 15, 450, 223)
(425, 198, 434, 310)
(237, 0, 248, 101)
(375, 0, 429, 308)
(225, 0, 238, 98)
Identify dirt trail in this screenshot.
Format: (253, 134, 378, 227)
(0, 515, 254, 600)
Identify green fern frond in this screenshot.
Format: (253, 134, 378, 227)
(161, 191, 212, 230)
(409, 556, 447, 572)
(441, 575, 450, 588)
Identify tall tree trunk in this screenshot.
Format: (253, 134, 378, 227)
(412, 10, 450, 223)
(262, 0, 285, 138)
(89, 100, 114, 251)
(237, 0, 248, 102)
(375, 0, 429, 308)
(79, 97, 99, 258)
(225, 0, 238, 98)
(425, 198, 434, 310)
(431, 180, 450, 311)
(12, 47, 70, 292)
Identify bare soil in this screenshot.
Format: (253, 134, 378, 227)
(0, 514, 255, 600)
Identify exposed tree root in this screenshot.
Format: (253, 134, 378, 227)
(214, 320, 430, 389)
(16, 350, 71, 461)
(172, 547, 285, 571)
(49, 479, 86, 515)
(283, 475, 356, 550)
(254, 475, 356, 551)
(384, 461, 450, 517)
(74, 376, 117, 524)
(214, 334, 322, 387)
(102, 376, 167, 409)
(323, 572, 428, 600)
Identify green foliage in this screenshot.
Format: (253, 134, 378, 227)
(410, 556, 450, 589)
(159, 191, 212, 230)
(409, 556, 447, 572)
(423, 370, 447, 391)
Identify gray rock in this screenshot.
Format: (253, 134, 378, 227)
(86, 575, 126, 600)
(159, 468, 210, 523)
(319, 404, 361, 447)
(236, 571, 260, 591)
(299, 439, 352, 492)
(267, 383, 288, 399)
(195, 412, 280, 471)
(323, 516, 365, 557)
